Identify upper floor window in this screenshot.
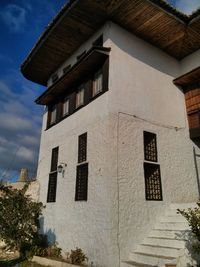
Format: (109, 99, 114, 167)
(93, 70, 103, 97)
(76, 86, 84, 108)
(50, 104, 57, 125)
(62, 97, 69, 117)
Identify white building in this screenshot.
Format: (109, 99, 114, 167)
(21, 1, 200, 266)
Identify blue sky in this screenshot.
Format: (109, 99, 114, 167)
(0, 0, 199, 182)
(0, 0, 66, 181)
(166, 0, 200, 14)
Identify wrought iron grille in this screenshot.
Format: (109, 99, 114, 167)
(143, 131, 157, 162)
(47, 172, 57, 202)
(78, 133, 87, 163)
(144, 162, 162, 201)
(75, 163, 88, 201)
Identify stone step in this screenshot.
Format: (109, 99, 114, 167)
(155, 222, 189, 231)
(170, 203, 197, 210)
(149, 229, 188, 240)
(136, 244, 179, 258)
(165, 209, 180, 217)
(129, 252, 175, 267)
(143, 237, 185, 249)
(160, 215, 186, 223)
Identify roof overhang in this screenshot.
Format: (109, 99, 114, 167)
(21, 0, 200, 86)
(35, 46, 110, 105)
(173, 66, 200, 88)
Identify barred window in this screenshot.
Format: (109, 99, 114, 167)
(78, 133, 87, 163)
(50, 147, 59, 172)
(144, 163, 162, 201)
(47, 172, 57, 203)
(75, 163, 88, 201)
(47, 147, 59, 203)
(143, 131, 157, 162)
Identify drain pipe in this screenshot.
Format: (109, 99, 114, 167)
(193, 147, 200, 199)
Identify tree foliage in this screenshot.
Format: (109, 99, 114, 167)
(0, 182, 44, 256)
(178, 203, 200, 242)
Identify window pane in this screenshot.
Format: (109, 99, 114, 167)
(76, 87, 84, 108)
(75, 163, 88, 201)
(93, 71, 103, 96)
(63, 98, 69, 116)
(50, 105, 57, 125)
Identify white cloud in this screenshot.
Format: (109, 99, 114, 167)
(0, 4, 27, 32)
(0, 113, 32, 131)
(17, 147, 34, 162)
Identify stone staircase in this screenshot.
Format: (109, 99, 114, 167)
(125, 203, 196, 267)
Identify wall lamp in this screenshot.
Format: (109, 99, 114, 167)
(57, 163, 67, 178)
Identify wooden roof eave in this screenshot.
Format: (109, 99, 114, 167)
(21, 0, 200, 86)
(35, 46, 111, 105)
(173, 66, 200, 88)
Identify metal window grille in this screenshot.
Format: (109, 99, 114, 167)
(50, 147, 59, 172)
(78, 133, 87, 163)
(144, 162, 162, 201)
(144, 131, 157, 162)
(75, 163, 88, 201)
(47, 172, 57, 202)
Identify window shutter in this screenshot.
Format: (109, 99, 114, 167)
(78, 133, 87, 163)
(102, 58, 109, 92)
(56, 102, 62, 122)
(75, 163, 88, 201)
(84, 79, 92, 104)
(69, 92, 76, 114)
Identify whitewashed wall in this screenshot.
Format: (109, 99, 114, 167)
(37, 21, 200, 267)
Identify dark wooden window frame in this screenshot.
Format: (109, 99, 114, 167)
(47, 147, 59, 203)
(46, 58, 109, 130)
(143, 131, 158, 162)
(75, 133, 88, 201)
(78, 133, 87, 163)
(143, 131, 163, 201)
(144, 162, 163, 201)
(75, 163, 88, 201)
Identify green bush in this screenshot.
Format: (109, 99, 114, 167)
(66, 247, 88, 265)
(0, 182, 45, 258)
(178, 202, 200, 242)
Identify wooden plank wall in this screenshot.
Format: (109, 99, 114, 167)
(185, 87, 200, 129)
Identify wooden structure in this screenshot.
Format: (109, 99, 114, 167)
(21, 0, 200, 86)
(174, 67, 200, 139)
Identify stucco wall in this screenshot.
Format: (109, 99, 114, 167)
(37, 97, 119, 267)
(117, 113, 199, 263)
(37, 22, 200, 267)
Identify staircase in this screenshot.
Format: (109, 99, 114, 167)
(125, 203, 196, 267)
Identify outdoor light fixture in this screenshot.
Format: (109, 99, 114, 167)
(57, 163, 67, 177)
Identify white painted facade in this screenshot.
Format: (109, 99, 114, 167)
(37, 22, 200, 267)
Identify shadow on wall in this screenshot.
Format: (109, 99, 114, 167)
(39, 216, 56, 245)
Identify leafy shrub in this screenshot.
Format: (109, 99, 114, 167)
(66, 247, 88, 265)
(0, 182, 45, 258)
(178, 203, 200, 242)
(42, 242, 62, 258)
